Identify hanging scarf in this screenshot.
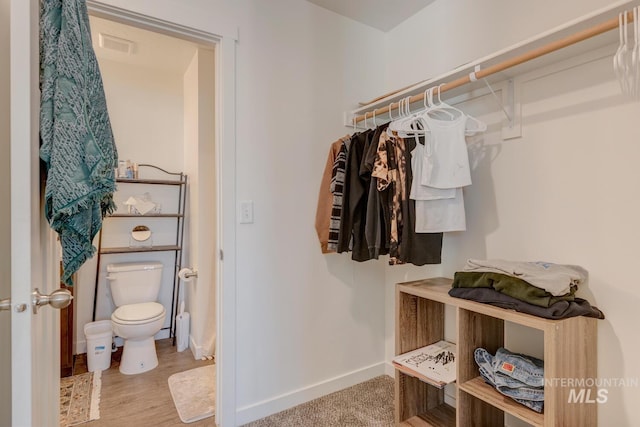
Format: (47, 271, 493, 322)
(40, 0, 118, 285)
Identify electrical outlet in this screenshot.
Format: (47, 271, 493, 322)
(239, 200, 253, 224)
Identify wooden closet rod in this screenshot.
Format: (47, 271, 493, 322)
(353, 10, 635, 124)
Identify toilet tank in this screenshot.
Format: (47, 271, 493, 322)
(106, 262, 163, 307)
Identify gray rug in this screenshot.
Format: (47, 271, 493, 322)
(168, 364, 216, 423)
(243, 375, 394, 427)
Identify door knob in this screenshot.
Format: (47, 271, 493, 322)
(31, 288, 73, 314)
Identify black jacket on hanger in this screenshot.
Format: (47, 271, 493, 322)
(337, 129, 374, 261)
(362, 124, 390, 259)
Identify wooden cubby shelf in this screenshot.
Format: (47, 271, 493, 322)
(396, 277, 598, 427)
(458, 377, 544, 427)
(399, 403, 456, 427)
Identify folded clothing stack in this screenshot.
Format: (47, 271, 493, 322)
(448, 259, 604, 320)
(475, 347, 545, 413)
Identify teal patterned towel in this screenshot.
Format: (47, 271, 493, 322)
(40, 0, 118, 285)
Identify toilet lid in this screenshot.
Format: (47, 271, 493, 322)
(113, 302, 165, 322)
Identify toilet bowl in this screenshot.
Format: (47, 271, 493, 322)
(106, 262, 165, 375)
(111, 302, 166, 375)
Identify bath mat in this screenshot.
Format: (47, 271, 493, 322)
(168, 364, 215, 423)
(60, 370, 101, 426)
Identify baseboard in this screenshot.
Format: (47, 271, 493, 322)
(189, 334, 204, 359)
(187, 334, 215, 360)
(76, 340, 87, 355)
(385, 361, 396, 378)
(155, 329, 170, 340)
(236, 362, 387, 425)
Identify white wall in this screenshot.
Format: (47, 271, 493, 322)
(383, 0, 618, 92)
(183, 47, 217, 358)
(385, 1, 640, 425)
(0, 0, 11, 424)
(98, 58, 185, 170)
(210, 0, 389, 421)
(75, 58, 186, 353)
(231, 1, 388, 422)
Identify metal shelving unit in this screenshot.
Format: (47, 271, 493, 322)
(92, 164, 187, 345)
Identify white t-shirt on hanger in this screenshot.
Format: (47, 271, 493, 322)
(410, 141, 466, 233)
(421, 114, 472, 189)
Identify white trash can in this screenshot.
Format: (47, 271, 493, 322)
(84, 320, 113, 372)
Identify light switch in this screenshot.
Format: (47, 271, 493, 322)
(239, 200, 253, 224)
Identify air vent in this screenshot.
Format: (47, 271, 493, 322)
(98, 33, 135, 54)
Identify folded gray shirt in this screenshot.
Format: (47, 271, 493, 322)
(463, 259, 588, 296)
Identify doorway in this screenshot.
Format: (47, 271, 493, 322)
(7, 0, 237, 424)
(69, 10, 221, 424)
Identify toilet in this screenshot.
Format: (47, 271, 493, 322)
(107, 262, 166, 375)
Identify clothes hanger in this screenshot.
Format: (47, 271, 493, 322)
(388, 97, 408, 134)
(392, 88, 435, 137)
(392, 93, 421, 133)
(615, 12, 631, 95)
(614, 13, 625, 94)
(422, 84, 464, 121)
(387, 100, 399, 132)
(404, 95, 427, 144)
(422, 84, 487, 134)
(394, 96, 425, 137)
(437, 84, 486, 133)
(622, 11, 632, 95)
(629, 6, 640, 100)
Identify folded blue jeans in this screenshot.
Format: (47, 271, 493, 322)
(478, 369, 544, 413)
(493, 347, 544, 388)
(475, 348, 545, 413)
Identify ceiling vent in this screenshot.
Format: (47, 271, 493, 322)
(98, 33, 135, 54)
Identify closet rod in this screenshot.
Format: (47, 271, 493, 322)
(353, 10, 635, 124)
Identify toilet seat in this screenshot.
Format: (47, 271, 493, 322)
(112, 302, 165, 325)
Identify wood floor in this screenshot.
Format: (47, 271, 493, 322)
(77, 339, 215, 427)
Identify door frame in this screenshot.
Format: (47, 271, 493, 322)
(86, 2, 238, 426)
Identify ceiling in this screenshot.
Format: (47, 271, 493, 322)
(88, 1, 434, 72)
(89, 16, 202, 74)
(305, 0, 436, 32)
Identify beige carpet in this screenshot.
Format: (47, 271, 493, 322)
(59, 371, 101, 426)
(168, 364, 216, 423)
(243, 375, 394, 427)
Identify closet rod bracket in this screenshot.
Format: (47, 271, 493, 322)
(483, 78, 512, 123)
(481, 77, 521, 139)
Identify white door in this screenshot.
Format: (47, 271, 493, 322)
(0, 0, 12, 426)
(9, 0, 67, 425)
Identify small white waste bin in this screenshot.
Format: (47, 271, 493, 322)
(84, 320, 113, 372)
